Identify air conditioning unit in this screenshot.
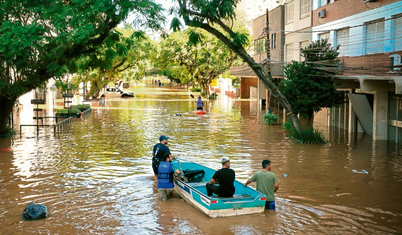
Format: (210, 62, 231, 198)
(318, 10, 326, 18)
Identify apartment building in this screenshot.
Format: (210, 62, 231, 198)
(284, 0, 312, 63)
(311, 0, 402, 142)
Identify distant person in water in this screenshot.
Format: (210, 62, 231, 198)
(196, 96, 203, 110)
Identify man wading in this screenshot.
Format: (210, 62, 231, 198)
(152, 135, 175, 180)
(244, 160, 279, 210)
(158, 153, 181, 201)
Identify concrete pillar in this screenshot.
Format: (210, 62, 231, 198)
(373, 89, 388, 140)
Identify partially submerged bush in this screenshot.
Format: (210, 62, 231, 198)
(263, 113, 279, 125)
(209, 92, 218, 100)
(71, 104, 90, 111)
(282, 121, 327, 144)
(189, 87, 201, 92)
(55, 108, 81, 114)
(0, 125, 16, 138)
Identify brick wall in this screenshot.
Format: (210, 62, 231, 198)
(313, 0, 399, 26)
(340, 50, 402, 76)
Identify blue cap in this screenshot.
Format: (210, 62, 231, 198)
(159, 135, 169, 141)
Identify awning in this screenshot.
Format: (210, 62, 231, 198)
(229, 64, 257, 78)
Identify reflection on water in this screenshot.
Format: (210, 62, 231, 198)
(1, 85, 402, 234)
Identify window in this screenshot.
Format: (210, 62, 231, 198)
(300, 0, 311, 19)
(271, 34, 274, 49)
(300, 41, 310, 61)
(337, 28, 349, 57)
(365, 19, 384, 54)
(286, 1, 294, 24)
(274, 33, 277, 49)
(394, 15, 402, 51)
(320, 0, 331, 7)
(318, 32, 330, 41)
(255, 39, 266, 54)
(286, 44, 293, 62)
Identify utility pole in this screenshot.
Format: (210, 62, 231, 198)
(265, 8, 271, 78)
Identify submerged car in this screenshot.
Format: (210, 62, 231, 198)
(101, 87, 134, 98)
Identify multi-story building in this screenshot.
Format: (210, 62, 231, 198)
(311, 0, 402, 142)
(284, 0, 312, 63)
(237, 0, 285, 21)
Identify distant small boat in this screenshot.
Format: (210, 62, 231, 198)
(195, 110, 206, 115)
(172, 159, 266, 218)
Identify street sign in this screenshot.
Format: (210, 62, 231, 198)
(31, 99, 46, 104)
(63, 94, 74, 98)
(33, 109, 43, 112)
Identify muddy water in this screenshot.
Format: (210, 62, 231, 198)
(1, 85, 402, 234)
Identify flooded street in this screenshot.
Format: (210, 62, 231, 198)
(1, 84, 402, 234)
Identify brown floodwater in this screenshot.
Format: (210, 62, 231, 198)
(1, 84, 402, 234)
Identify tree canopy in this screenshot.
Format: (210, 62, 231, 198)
(157, 23, 248, 94)
(279, 39, 345, 129)
(0, 0, 165, 134)
(171, 0, 304, 133)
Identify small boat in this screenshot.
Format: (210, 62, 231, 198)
(195, 110, 206, 115)
(172, 159, 266, 218)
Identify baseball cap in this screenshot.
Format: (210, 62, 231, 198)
(159, 135, 169, 141)
(221, 157, 230, 164)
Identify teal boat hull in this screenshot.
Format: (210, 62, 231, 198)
(172, 159, 266, 218)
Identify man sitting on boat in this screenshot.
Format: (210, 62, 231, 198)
(244, 159, 279, 210)
(158, 153, 181, 201)
(206, 157, 235, 197)
(196, 96, 203, 110)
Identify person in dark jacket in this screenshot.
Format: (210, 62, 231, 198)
(158, 153, 181, 201)
(152, 135, 176, 180)
(196, 96, 203, 110)
(206, 157, 235, 197)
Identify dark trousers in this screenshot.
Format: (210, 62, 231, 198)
(206, 183, 220, 196)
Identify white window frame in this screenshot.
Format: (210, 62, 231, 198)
(336, 28, 349, 57)
(365, 19, 384, 54)
(286, 44, 293, 62)
(300, 0, 311, 19)
(394, 15, 402, 51)
(286, 1, 294, 24)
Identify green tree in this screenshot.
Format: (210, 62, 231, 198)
(279, 39, 344, 130)
(171, 0, 304, 134)
(157, 27, 245, 94)
(0, 0, 164, 135)
(73, 25, 156, 98)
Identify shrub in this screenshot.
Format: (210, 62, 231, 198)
(71, 104, 90, 111)
(263, 113, 279, 125)
(0, 125, 16, 138)
(209, 92, 218, 99)
(189, 87, 202, 92)
(282, 121, 327, 144)
(55, 108, 81, 114)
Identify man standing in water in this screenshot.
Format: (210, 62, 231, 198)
(244, 160, 279, 210)
(206, 157, 235, 197)
(152, 135, 174, 180)
(158, 153, 181, 201)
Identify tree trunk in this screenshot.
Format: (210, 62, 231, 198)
(300, 110, 314, 130)
(188, 22, 304, 135)
(0, 97, 17, 135)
